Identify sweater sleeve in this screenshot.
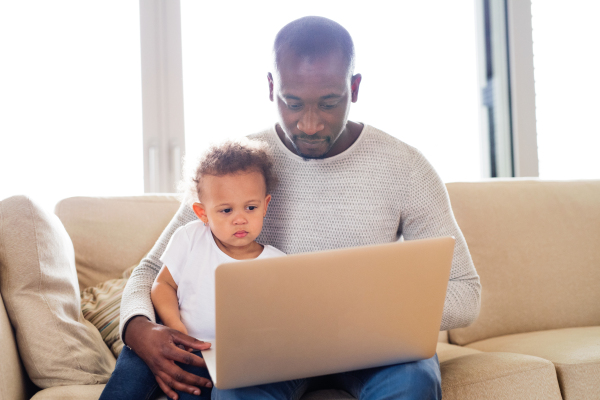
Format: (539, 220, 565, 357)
(401, 149, 481, 331)
(119, 202, 198, 343)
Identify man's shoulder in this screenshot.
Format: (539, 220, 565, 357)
(360, 124, 423, 161)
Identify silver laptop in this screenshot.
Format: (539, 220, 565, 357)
(201, 236, 455, 389)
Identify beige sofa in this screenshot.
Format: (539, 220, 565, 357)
(1, 180, 599, 399)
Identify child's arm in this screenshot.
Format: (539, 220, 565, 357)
(151, 265, 188, 335)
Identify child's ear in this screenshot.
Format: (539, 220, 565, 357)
(263, 194, 272, 217)
(192, 202, 209, 224)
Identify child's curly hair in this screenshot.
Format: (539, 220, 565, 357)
(184, 138, 278, 203)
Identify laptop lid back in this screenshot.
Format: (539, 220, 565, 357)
(208, 236, 454, 389)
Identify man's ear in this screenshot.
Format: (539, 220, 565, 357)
(263, 194, 272, 217)
(192, 202, 209, 224)
(351, 73, 362, 103)
(267, 73, 274, 102)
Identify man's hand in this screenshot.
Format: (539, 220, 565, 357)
(124, 316, 212, 400)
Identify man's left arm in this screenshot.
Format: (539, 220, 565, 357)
(401, 150, 481, 331)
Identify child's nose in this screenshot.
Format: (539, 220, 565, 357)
(232, 212, 247, 225)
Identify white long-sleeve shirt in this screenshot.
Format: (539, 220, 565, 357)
(120, 123, 481, 340)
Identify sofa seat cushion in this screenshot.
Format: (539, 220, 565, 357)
(436, 342, 481, 363)
(466, 326, 600, 399)
(30, 384, 105, 400)
(441, 351, 562, 399)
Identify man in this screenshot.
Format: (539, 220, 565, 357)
(118, 16, 480, 400)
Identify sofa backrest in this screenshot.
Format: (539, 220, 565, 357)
(55, 195, 180, 291)
(446, 180, 600, 345)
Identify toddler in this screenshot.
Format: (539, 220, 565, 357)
(100, 139, 285, 400)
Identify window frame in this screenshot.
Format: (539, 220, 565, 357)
(139, 0, 540, 184)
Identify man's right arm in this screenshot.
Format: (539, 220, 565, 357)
(119, 201, 197, 340)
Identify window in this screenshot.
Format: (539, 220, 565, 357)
(0, 1, 143, 211)
(531, 0, 600, 179)
(180, 1, 481, 183)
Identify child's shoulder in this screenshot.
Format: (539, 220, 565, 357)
(173, 219, 211, 242)
(260, 245, 286, 259)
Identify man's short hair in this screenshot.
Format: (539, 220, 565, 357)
(273, 16, 355, 75)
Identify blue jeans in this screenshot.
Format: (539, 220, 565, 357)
(101, 347, 440, 400)
(212, 354, 441, 400)
(99, 346, 212, 400)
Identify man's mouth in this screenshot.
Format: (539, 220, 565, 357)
(296, 138, 327, 149)
(234, 231, 248, 238)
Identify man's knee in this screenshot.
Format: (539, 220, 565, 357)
(357, 355, 441, 400)
(394, 355, 441, 399)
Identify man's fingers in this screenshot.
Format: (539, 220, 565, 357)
(164, 345, 208, 369)
(157, 370, 205, 398)
(157, 364, 212, 393)
(172, 331, 212, 351)
(156, 352, 212, 388)
(125, 321, 213, 396)
(155, 375, 179, 400)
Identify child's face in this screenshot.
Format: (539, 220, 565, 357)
(193, 171, 271, 250)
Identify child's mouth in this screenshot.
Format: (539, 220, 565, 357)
(234, 231, 248, 238)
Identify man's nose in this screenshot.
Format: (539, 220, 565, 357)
(297, 107, 325, 135)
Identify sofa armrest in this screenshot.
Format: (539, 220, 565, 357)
(0, 292, 36, 400)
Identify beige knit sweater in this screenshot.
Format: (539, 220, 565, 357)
(120, 124, 481, 339)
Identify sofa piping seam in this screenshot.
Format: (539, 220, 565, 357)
(553, 360, 600, 367)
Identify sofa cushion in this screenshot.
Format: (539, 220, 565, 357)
(0, 292, 31, 400)
(466, 326, 600, 399)
(447, 180, 600, 345)
(55, 195, 180, 291)
(440, 352, 562, 400)
(0, 196, 115, 388)
(80, 264, 137, 358)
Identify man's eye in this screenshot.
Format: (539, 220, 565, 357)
(320, 104, 336, 110)
(287, 103, 302, 110)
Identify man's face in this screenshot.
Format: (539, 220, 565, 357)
(269, 51, 360, 158)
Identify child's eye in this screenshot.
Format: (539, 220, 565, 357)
(221, 208, 232, 214)
(247, 206, 257, 211)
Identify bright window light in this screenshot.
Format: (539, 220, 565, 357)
(0, 1, 143, 212)
(180, 1, 481, 183)
(531, 0, 600, 179)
